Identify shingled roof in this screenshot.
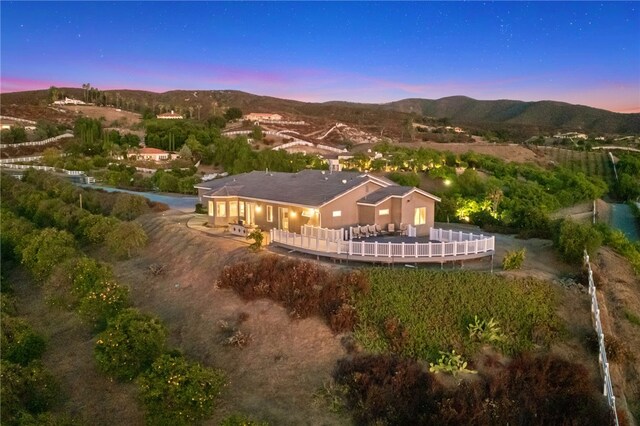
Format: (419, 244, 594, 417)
(357, 185, 441, 205)
(195, 170, 394, 207)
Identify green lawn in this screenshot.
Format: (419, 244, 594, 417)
(355, 269, 562, 361)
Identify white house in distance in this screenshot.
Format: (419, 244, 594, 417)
(53, 97, 86, 106)
(128, 147, 170, 161)
(244, 112, 283, 122)
(156, 110, 183, 120)
(554, 132, 588, 140)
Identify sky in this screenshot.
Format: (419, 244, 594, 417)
(1, 1, 639, 113)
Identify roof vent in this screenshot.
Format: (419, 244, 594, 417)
(342, 179, 347, 184)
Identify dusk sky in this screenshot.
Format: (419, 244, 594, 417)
(1, 1, 639, 112)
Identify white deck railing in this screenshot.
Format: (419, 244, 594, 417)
(301, 224, 345, 242)
(270, 227, 495, 260)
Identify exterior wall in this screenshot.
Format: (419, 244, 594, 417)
(399, 193, 436, 236)
(319, 181, 384, 229)
(374, 199, 394, 227)
(357, 205, 375, 225)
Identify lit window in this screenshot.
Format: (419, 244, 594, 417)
(267, 205, 273, 222)
(208, 201, 214, 216)
(216, 202, 226, 217)
(414, 207, 426, 225)
(332, 210, 342, 217)
(229, 201, 238, 217)
(379, 209, 389, 216)
(239, 201, 245, 217)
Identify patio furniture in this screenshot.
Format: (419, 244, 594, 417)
(368, 224, 378, 237)
(375, 224, 383, 235)
(352, 227, 361, 239)
(360, 225, 370, 238)
(387, 223, 395, 235)
(400, 223, 409, 236)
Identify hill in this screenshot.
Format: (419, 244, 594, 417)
(2, 89, 638, 140)
(384, 96, 640, 135)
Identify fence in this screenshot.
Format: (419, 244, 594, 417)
(0, 163, 85, 176)
(301, 224, 345, 242)
(584, 251, 619, 425)
(272, 140, 315, 151)
(0, 132, 74, 149)
(0, 155, 43, 164)
(0, 115, 37, 124)
(270, 227, 494, 261)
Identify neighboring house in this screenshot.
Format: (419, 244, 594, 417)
(128, 147, 170, 161)
(554, 132, 588, 140)
(53, 97, 86, 106)
(195, 170, 440, 237)
(244, 113, 283, 122)
(156, 110, 183, 120)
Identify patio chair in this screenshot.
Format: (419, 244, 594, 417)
(375, 224, 383, 235)
(352, 227, 360, 239)
(360, 225, 370, 238)
(369, 224, 378, 237)
(387, 223, 395, 235)
(400, 223, 409, 236)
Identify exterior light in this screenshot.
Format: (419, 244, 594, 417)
(444, 179, 451, 186)
(256, 205, 262, 213)
(290, 211, 298, 218)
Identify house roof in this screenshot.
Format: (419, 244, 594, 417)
(196, 170, 398, 208)
(357, 186, 441, 206)
(138, 147, 168, 155)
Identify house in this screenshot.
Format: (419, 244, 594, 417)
(553, 132, 588, 140)
(244, 113, 283, 122)
(53, 97, 86, 106)
(195, 170, 440, 237)
(156, 110, 183, 120)
(128, 147, 170, 161)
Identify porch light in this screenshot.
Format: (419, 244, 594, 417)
(256, 205, 262, 213)
(290, 211, 298, 218)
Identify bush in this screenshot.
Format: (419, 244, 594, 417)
(137, 354, 226, 425)
(502, 248, 526, 270)
(555, 220, 602, 264)
(194, 203, 206, 214)
(246, 229, 264, 252)
(0, 315, 46, 366)
(95, 309, 167, 381)
(218, 256, 369, 332)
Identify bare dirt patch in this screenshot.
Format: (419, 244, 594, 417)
(60, 105, 141, 127)
(113, 212, 349, 425)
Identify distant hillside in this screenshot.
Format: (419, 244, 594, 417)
(384, 96, 640, 135)
(2, 89, 638, 139)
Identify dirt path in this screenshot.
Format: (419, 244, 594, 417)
(114, 212, 349, 425)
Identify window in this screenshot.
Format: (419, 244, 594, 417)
(216, 202, 226, 217)
(332, 210, 342, 217)
(378, 208, 389, 216)
(208, 201, 214, 216)
(267, 205, 273, 222)
(239, 201, 245, 217)
(229, 201, 238, 217)
(414, 207, 426, 225)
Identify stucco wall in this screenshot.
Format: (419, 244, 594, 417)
(319, 181, 384, 229)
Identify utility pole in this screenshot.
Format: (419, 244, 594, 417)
(79, 193, 83, 210)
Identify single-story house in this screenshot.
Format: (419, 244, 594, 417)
(156, 110, 183, 120)
(244, 113, 283, 121)
(53, 97, 86, 106)
(128, 147, 170, 161)
(195, 170, 440, 237)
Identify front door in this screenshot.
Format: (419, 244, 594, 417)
(279, 207, 289, 231)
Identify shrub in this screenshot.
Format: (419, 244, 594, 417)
(110, 193, 150, 220)
(95, 309, 167, 381)
(555, 220, 602, 264)
(334, 354, 442, 425)
(137, 354, 226, 425)
(246, 228, 264, 252)
(467, 315, 505, 344)
(194, 203, 206, 214)
(0, 315, 46, 366)
(502, 248, 525, 270)
(428, 350, 476, 376)
(218, 256, 369, 332)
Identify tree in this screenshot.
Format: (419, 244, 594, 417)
(111, 194, 150, 220)
(0, 316, 46, 366)
(251, 125, 263, 141)
(105, 221, 148, 259)
(555, 220, 603, 264)
(79, 214, 119, 244)
(20, 229, 77, 282)
(94, 309, 167, 381)
(224, 107, 243, 121)
(178, 144, 193, 162)
(137, 354, 226, 425)
(76, 278, 130, 330)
